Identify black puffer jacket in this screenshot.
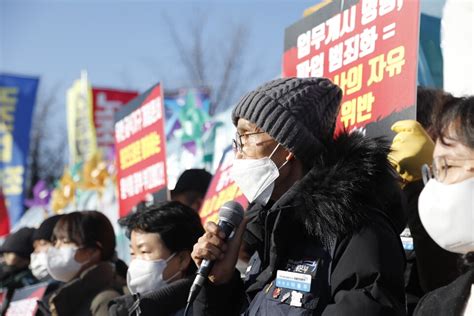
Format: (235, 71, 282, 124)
(193, 132, 407, 316)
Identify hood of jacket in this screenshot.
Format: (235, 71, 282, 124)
(245, 131, 406, 250)
(282, 131, 405, 244)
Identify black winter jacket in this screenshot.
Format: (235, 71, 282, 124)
(193, 132, 408, 316)
(108, 277, 193, 316)
(414, 269, 474, 316)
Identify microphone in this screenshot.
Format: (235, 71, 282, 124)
(186, 201, 245, 310)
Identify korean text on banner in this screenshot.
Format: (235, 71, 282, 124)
(199, 146, 248, 224)
(0, 74, 39, 232)
(283, 0, 420, 139)
(92, 88, 138, 155)
(67, 74, 97, 166)
(114, 83, 168, 217)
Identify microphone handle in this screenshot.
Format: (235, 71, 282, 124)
(196, 219, 235, 277)
(186, 207, 244, 315)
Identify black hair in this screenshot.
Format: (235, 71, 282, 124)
(432, 96, 474, 149)
(416, 86, 456, 137)
(459, 252, 474, 274)
(118, 201, 204, 255)
(52, 211, 116, 261)
(170, 190, 203, 209)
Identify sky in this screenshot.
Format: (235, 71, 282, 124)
(0, 0, 446, 150)
(0, 0, 320, 118)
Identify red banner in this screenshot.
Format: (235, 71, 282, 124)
(283, 0, 419, 138)
(92, 88, 138, 153)
(0, 191, 9, 237)
(199, 146, 248, 224)
(114, 84, 168, 217)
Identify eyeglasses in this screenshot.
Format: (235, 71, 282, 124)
(422, 156, 474, 184)
(232, 131, 268, 156)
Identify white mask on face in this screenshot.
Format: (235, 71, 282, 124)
(231, 144, 288, 205)
(30, 252, 50, 280)
(46, 246, 84, 282)
(127, 253, 178, 294)
(419, 178, 474, 254)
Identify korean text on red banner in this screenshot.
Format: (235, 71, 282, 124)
(199, 146, 248, 224)
(283, 0, 419, 138)
(114, 84, 168, 217)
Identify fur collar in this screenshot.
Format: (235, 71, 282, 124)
(273, 131, 405, 245)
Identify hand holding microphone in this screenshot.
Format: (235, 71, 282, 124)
(188, 201, 246, 307)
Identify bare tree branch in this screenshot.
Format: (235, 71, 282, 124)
(162, 10, 251, 115)
(212, 24, 248, 114)
(162, 12, 203, 86)
(27, 83, 67, 194)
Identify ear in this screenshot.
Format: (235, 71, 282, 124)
(285, 152, 295, 161)
(191, 198, 204, 212)
(177, 250, 191, 272)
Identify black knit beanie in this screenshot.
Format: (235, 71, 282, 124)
(32, 215, 63, 242)
(232, 77, 342, 167)
(0, 227, 35, 258)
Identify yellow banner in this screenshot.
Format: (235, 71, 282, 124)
(66, 73, 97, 166)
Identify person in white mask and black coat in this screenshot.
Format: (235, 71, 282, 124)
(191, 77, 407, 316)
(31, 214, 65, 315)
(46, 211, 126, 316)
(108, 201, 204, 316)
(414, 96, 474, 316)
(31, 215, 64, 281)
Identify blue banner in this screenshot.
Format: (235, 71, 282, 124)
(0, 74, 39, 230)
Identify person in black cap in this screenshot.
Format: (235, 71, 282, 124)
(30, 215, 64, 281)
(0, 227, 37, 306)
(191, 77, 406, 315)
(170, 169, 212, 212)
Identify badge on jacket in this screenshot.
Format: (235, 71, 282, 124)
(275, 270, 312, 293)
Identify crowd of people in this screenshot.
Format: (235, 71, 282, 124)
(0, 76, 473, 316)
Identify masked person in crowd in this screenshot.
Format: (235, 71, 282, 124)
(31, 215, 63, 281)
(0, 227, 37, 311)
(191, 78, 407, 315)
(170, 169, 213, 212)
(30, 215, 66, 315)
(414, 96, 474, 315)
(390, 87, 461, 315)
(109, 201, 205, 316)
(46, 211, 126, 316)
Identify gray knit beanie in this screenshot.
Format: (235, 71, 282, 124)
(232, 77, 342, 167)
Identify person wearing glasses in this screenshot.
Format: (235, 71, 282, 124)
(389, 88, 462, 315)
(191, 78, 407, 316)
(413, 96, 474, 316)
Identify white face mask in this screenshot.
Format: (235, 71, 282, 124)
(46, 246, 84, 282)
(30, 252, 50, 280)
(231, 144, 288, 205)
(419, 177, 474, 254)
(127, 253, 179, 294)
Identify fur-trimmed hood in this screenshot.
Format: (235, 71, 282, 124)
(271, 131, 406, 245)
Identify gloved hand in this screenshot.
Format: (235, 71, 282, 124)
(389, 120, 434, 183)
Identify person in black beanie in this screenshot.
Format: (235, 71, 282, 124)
(0, 227, 37, 310)
(191, 77, 407, 315)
